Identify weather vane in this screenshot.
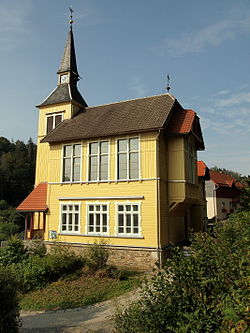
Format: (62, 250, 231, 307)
(166, 73, 170, 93)
(69, 6, 74, 26)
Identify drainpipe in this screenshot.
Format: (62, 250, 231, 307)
(213, 184, 219, 222)
(156, 130, 162, 267)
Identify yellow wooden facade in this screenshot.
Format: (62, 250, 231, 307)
(32, 98, 204, 256)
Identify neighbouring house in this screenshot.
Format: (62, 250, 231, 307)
(17, 22, 206, 269)
(197, 161, 210, 228)
(206, 170, 244, 221)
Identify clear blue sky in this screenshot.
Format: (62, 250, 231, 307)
(1, 0, 250, 176)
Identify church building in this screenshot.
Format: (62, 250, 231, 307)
(17, 18, 206, 269)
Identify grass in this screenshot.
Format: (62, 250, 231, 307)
(19, 269, 141, 311)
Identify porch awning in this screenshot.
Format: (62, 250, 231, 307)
(16, 182, 48, 213)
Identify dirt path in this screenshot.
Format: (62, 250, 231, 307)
(20, 288, 141, 333)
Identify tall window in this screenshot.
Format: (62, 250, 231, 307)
(46, 113, 63, 134)
(89, 141, 109, 181)
(185, 138, 197, 184)
(61, 204, 80, 233)
(62, 144, 81, 182)
(117, 138, 139, 180)
(87, 204, 108, 234)
(117, 204, 140, 236)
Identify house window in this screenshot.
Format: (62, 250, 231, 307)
(117, 204, 140, 236)
(46, 113, 63, 134)
(62, 144, 81, 182)
(185, 138, 197, 184)
(88, 141, 109, 181)
(117, 138, 139, 180)
(61, 204, 80, 233)
(87, 204, 108, 234)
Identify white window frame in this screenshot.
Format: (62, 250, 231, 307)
(62, 143, 82, 182)
(86, 202, 109, 235)
(87, 140, 109, 181)
(46, 112, 64, 135)
(116, 202, 141, 236)
(60, 202, 81, 234)
(117, 137, 140, 180)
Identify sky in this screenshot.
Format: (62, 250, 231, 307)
(0, 0, 250, 176)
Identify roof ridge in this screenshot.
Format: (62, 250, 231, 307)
(86, 93, 176, 109)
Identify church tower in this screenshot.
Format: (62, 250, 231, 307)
(35, 14, 87, 185)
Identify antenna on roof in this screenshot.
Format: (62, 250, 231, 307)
(69, 5, 74, 28)
(166, 73, 171, 93)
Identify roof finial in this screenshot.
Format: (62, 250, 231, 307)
(166, 73, 170, 93)
(69, 6, 74, 28)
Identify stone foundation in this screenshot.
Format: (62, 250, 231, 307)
(44, 241, 166, 271)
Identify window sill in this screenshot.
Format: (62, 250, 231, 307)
(58, 233, 144, 239)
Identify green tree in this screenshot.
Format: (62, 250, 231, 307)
(115, 212, 250, 332)
(239, 176, 250, 211)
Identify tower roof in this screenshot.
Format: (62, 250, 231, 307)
(57, 26, 79, 78)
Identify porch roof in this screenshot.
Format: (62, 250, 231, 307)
(16, 182, 48, 213)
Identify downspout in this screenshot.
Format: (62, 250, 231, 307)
(156, 130, 162, 267)
(213, 184, 219, 222)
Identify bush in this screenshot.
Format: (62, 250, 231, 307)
(0, 236, 28, 265)
(0, 267, 20, 333)
(115, 212, 250, 333)
(85, 241, 109, 271)
(13, 245, 85, 293)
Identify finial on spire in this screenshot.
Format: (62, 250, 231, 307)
(166, 73, 171, 93)
(69, 6, 74, 27)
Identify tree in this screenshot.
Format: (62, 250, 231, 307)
(239, 176, 250, 211)
(115, 212, 250, 332)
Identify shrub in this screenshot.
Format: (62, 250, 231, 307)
(14, 245, 85, 293)
(0, 267, 20, 333)
(85, 241, 109, 271)
(0, 235, 28, 266)
(115, 212, 250, 333)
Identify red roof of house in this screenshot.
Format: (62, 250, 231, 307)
(209, 171, 235, 187)
(167, 109, 195, 134)
(197, 161, 208, 177)
(16, 182, 48, 212)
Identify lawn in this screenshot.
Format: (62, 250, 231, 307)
(19, 270, 141, 311)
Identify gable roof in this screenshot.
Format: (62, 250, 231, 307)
(166, 109, 204, 150)
(41, 94, 176, 143)
(166, 109, 195, 134)
(16, 182, 48, 212)
(209, 171, 235, 187)
(197, 161, 210, 179)
(37, 84, 88, 108)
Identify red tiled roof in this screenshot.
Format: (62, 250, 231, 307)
(16, 182, 48, 212)
(167, 109, 195, 134)
(197, 161, 209, 178)
(235, 182, 246, 189)
(209, 171, 235, 187)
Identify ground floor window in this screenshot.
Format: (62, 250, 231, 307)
(117, 204, 140, 236)
(87, 204, 108, 234)
(61, 204, 80, 233)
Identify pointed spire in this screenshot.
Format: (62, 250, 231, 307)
(57, 7, 79, 85)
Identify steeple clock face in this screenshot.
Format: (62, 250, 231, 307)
(60, 74, 69, 84)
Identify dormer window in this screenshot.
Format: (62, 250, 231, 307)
(46, 112, 64, 134)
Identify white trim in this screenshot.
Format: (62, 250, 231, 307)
(59, 202, 81, 234)
(117, 136, 140, 180)
(49, 177, 160, 185)
(59, 196, 144, 200)
(86, 202, 110, 236)
(87, 139, 110, 182)
(61, 143, 82, 182)
(45, 112, 64, 135)
(115, 202, 141, 237)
